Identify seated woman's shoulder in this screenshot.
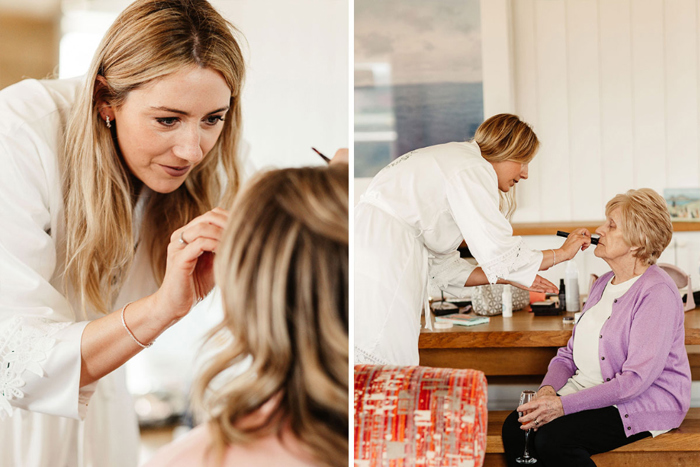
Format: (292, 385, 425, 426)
(144, 422, 321, 467)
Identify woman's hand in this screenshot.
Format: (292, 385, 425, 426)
(507, 275, 558, 294)
(330, 148, 349, 165)
(558, 228, 592, 262)
(153, 207, 229, 322)
(517, 394, 565, 431)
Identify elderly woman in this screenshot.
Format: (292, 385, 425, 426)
(502, 188, 692, 466)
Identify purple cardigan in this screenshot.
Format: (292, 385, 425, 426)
(540, 264, 691, 436)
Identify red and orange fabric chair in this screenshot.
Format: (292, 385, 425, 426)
(354, 365, 488, 466)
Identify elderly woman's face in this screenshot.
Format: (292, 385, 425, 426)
(109, 66, 231, 193)
(594, 208, 634, 261)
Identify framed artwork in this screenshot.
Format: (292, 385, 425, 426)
(664, 188, 700, 221)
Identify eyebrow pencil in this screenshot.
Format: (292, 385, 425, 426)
(312, 147, 331, 163)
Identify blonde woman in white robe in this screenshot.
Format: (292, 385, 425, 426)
(354, 114, 591, 366)
(0, 1, 249, 465)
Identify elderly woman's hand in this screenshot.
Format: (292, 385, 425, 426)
(558, 227, 592, 262)
(517, 394, 564, 431)
(536, 385, 557, 398)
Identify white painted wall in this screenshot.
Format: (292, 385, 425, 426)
(215, 0, 349, 170)
(485, 0, 700, 224)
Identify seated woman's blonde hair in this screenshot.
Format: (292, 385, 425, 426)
(192, 165, 348, 466)
(605, 188, 673, 265)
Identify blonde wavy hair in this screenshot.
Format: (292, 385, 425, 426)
(473, 113, 539, 218)
(193, 165, 349, 466)
(62, 0, 245, 314)
(605, 188, 673, 265)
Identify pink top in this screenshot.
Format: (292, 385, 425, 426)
(145, 395, 319, 467)
(144, 422, 318, 467)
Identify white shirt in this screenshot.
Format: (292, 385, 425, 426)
(559, 274, 668, 437)
(354, 141, 542, 365)
(0, 78, 153, 466)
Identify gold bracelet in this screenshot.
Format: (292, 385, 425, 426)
(120, 301, 154, 349)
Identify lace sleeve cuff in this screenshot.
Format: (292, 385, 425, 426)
(1, 317, 92, 420)
(428, 254, 477, 298)
(479, 240, 541, 286)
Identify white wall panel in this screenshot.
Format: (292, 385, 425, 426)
(631, 0, 667, 191)
(665, 0, 699, 188)
(512, 0, 542, 222)
(533, 0, 571, 221)
(215, 0, 348, 170)
(566, 0, 604, 221)
(597, 0, 635, 204)
(503, 0, 700, 221)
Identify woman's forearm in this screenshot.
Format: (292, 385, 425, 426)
(79, 294, 175, 387)
(539, 248, 563, 271)
(464, 267, 490, 287)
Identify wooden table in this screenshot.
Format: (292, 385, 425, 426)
(419, 305, 700, 378)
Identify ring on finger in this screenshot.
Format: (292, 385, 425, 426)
(179, 231, 189, 246)
(535, 420, 539, 426)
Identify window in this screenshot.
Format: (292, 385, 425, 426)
(354, 0, 484, 178)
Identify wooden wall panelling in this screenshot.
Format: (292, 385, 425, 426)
(0, 13, 59, 90)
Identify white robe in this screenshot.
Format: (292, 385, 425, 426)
(0, 78, 155, 467)
(354, 141, 543, 366)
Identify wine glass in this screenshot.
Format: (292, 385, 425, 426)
(516, 390, 537, 464)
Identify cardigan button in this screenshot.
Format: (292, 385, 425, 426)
(627, 426, 631, 430)
(599, 335, 603, 339)
(625, 414, 629, 418)
(614, 299, 617, 303)
(601, 357, 605, 360)
(606, 378, 611, 381)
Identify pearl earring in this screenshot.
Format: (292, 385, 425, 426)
(105, 116, 111, 128)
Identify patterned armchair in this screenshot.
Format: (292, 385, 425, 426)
(354, 365, 488, 467)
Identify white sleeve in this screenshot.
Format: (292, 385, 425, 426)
(427, 251, 477, 298)
(0, 132, 94, 420)
(445, 165, 542, 287)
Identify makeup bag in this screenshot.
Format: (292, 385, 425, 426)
(471, 284, 529, 316)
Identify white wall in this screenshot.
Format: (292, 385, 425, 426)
(483, 0, 700, 224)
(215, 0, 349, 171)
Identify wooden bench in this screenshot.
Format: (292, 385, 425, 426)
(485, 408, 700, 466)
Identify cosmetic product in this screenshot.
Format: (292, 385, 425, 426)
(565, 261, 581, 312)
(558, 279, 566, 311)
(531, 300, 560, 316)
(311, 147, 331, 163)
(556, 230, 599, 245)
(502, 285, 513, 318)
